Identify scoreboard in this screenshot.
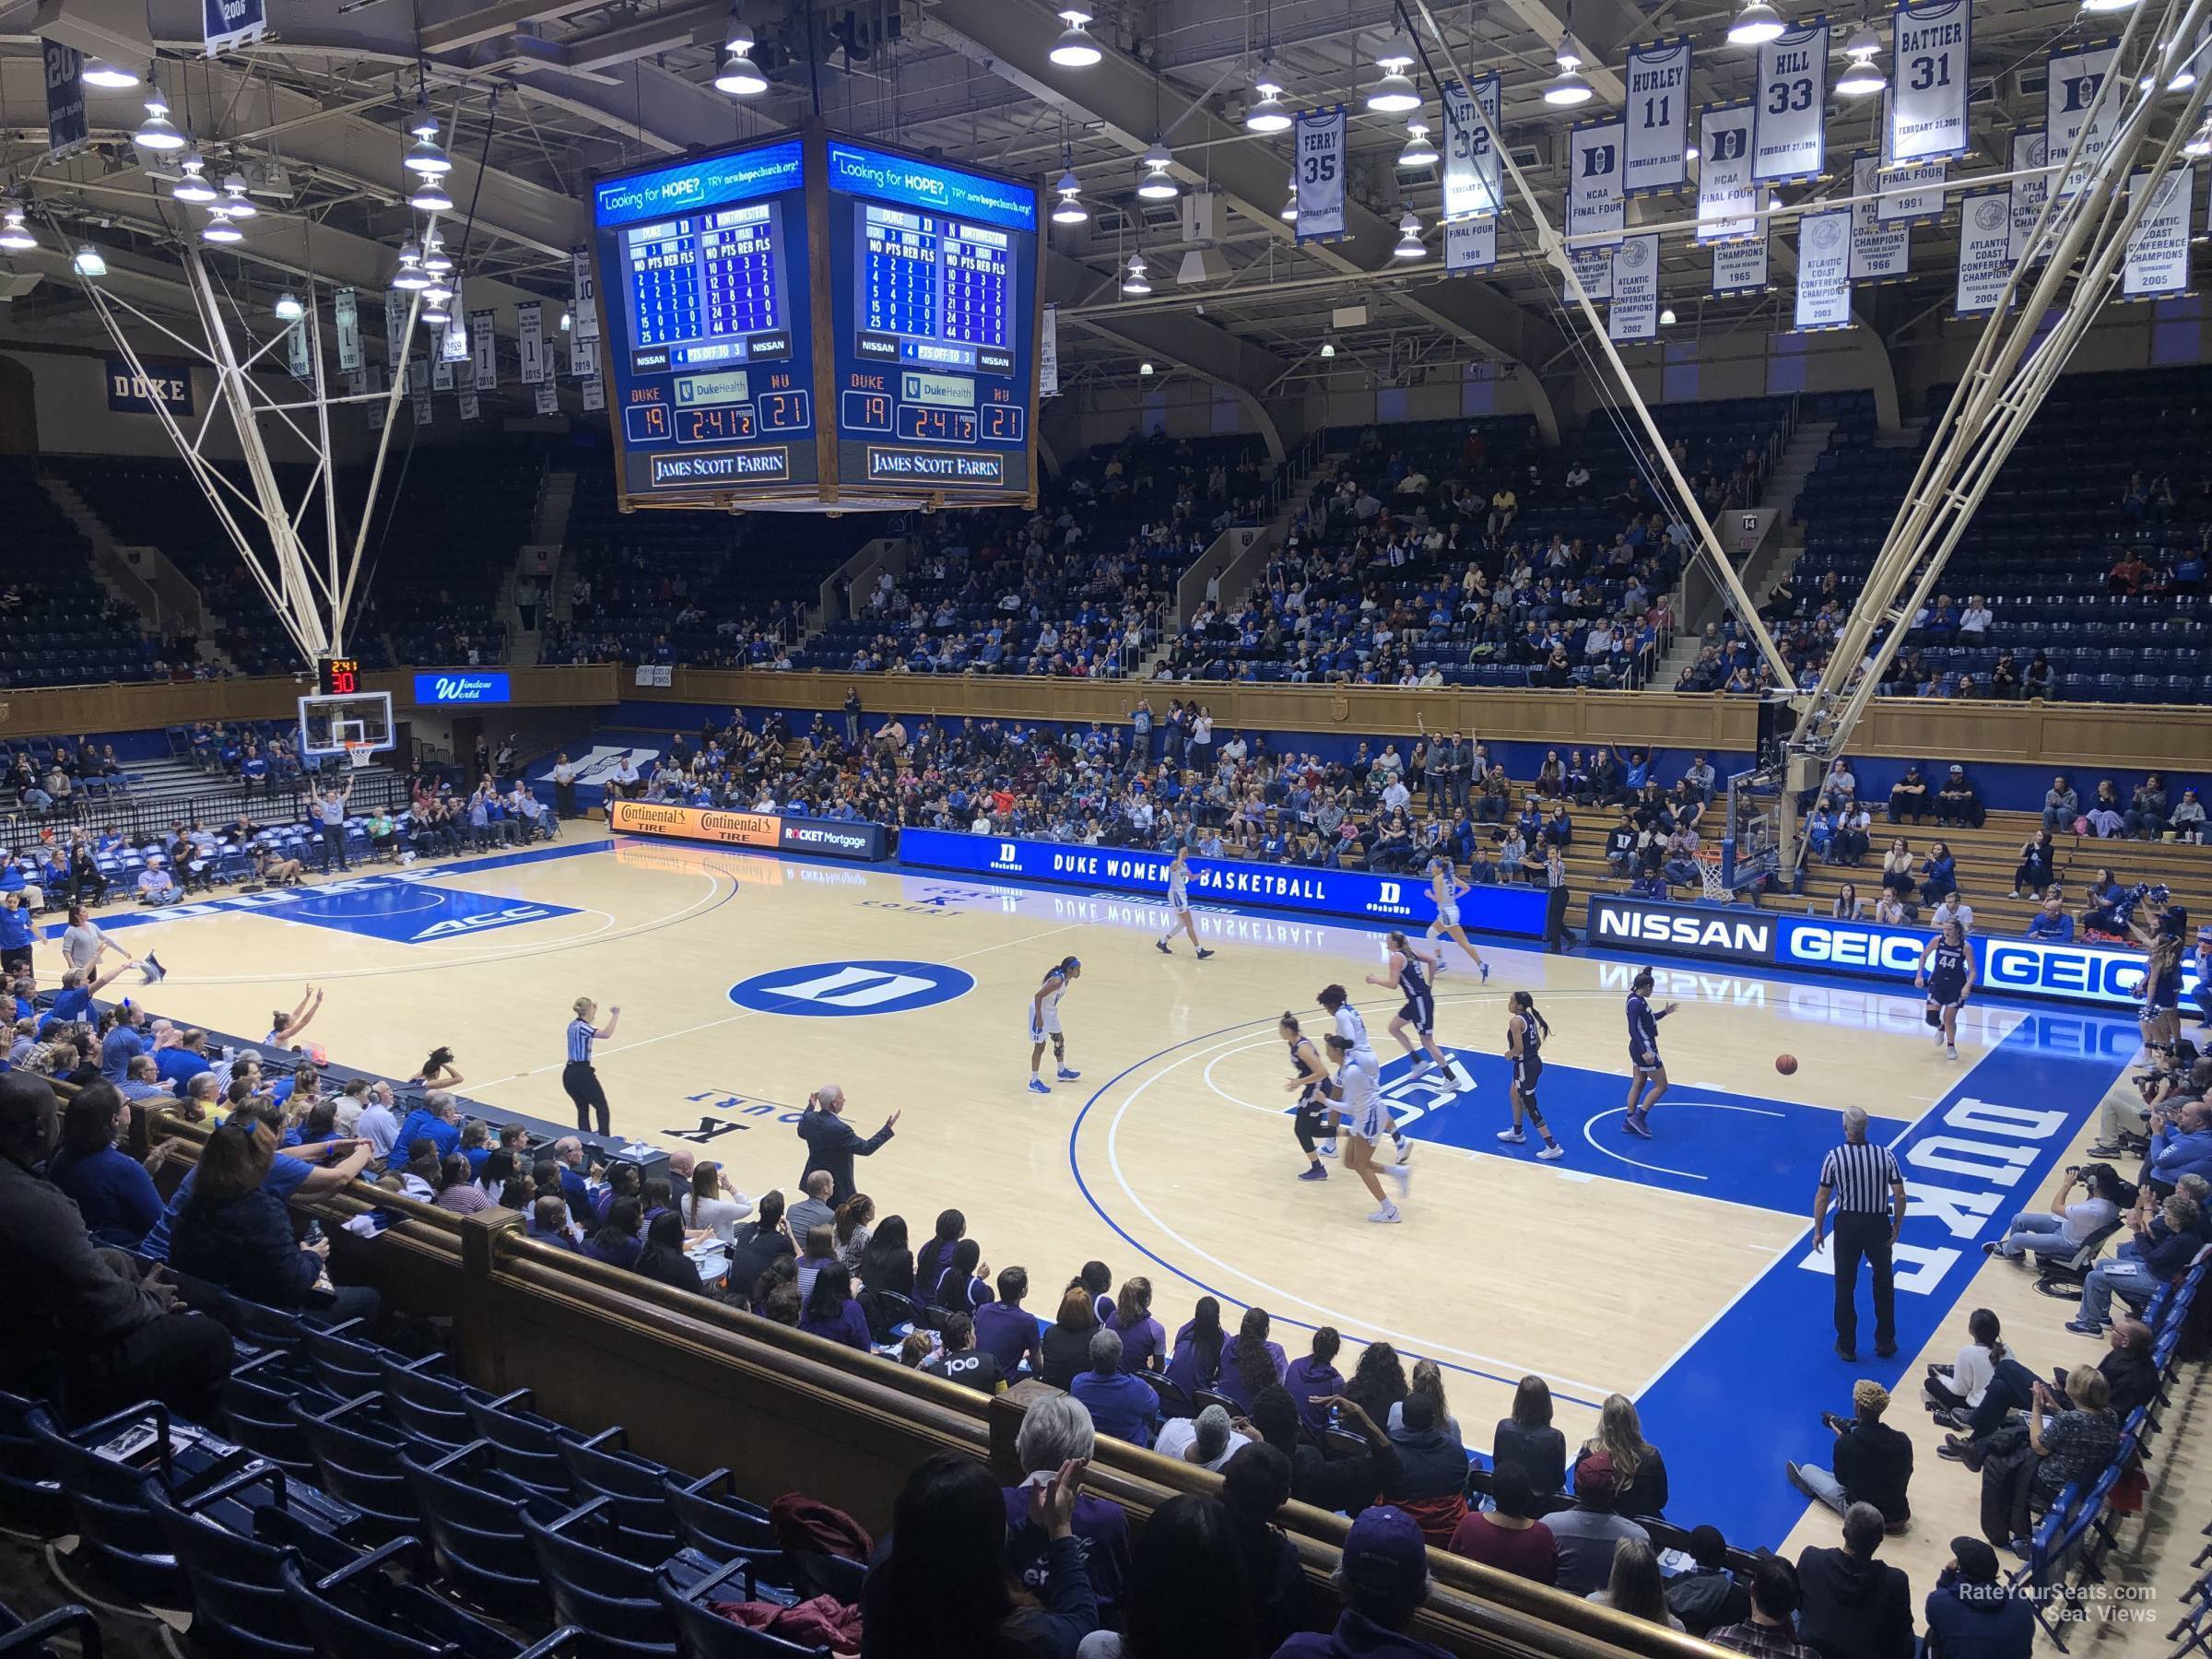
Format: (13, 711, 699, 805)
(589, 124, 1041, 512)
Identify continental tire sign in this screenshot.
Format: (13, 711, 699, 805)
(609, 800, 884, 862)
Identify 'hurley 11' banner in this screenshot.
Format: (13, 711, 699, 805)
(1441, 75, 1503, 218)
(1294, 107, 1348, 243)
(1754, 18, 1829, 183)
(1623, 41, 1692, 194)
(2123, 166, 2195, 300)
(1794, 207, 1853, 329)
(1889, 0, 1971, 164)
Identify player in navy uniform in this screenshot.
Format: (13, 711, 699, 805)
(1622, 969, 1677, 1138)
(1027, 957, 1083, 1095)
(1915, 917, 1974, 1061)
(1496, 990, 1565, 1160)
(1366, 931, 1466, 1088)
(1155, 846, 1213, 959)
(1279, 1012, 1334, 1182)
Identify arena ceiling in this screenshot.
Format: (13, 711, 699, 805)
(0, 0, 2190, 422)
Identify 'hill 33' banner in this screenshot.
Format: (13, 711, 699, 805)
(1754, 18, 1829, 183)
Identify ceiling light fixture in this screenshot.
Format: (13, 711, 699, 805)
(1136, 139, 1178, 200)
(1544, 32, 1596, 106)
(409, 173, 454, 212)
(220, 174, 258, 218)
(82, 58, 141, 89)
(1281, 177, 1300, 221)
(1320, 334, 1336, 359)
(421, 232, 453, 275)
(2187, 119, 2212, 157)
(422, 296, 452, 326)
(135, 79, 186, 151)
(171, 154, 218, 204)
(1248, 80, 1291, 134)
(393, 239, 430, 288)
(1368, 29, 1421, 112)
(73, 242, 108, 276)
(1393, 210, 1426, 258)
(1728, 0, 1787, 46)
(1399, 122, 1440, 169)
(560, 309, 573, 331)
(0, 203, 35, 253)
(715, 24, 769, 95)
(1836, 27, 1886, 95)
(200, 206, 242, 244)
(404, 110, 452, 177)
(1138, 359, 1154, 376)
(1051, 8, 1103, 67)
(1659, 306, 1677, 325)
(1051, 169, 1088, 223)
(274, 290, 305, 322)
(1121, 254, 1152, 295)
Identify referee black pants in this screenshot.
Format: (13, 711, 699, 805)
(563, 1061, 610, 1137)
(1831, 1211, 1897, 1354)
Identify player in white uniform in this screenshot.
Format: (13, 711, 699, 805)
(1366, 931, 1466, 1088)
(1154, 846, 1213, 959)
(1424, 858, 1490, 982)
(1028, 957, 1083, 1094)
(1323, 1033, 1408, 1222)
(1317, 982, 1411, 1164)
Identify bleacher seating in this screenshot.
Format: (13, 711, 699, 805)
(0, 459, 165, 688)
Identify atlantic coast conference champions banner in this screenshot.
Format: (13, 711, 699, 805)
(1295, 107, 1348, 243)
(1441, 75, 1503, 219)
(1795, 207, 1853, 329)
(1889, 0, 1971, 164)
(1956, 187, 2017, 316)
(2123, 165, 2195, 299)
(2009, 128, 2049, 260)
(1850, 156, 1912, 282)
(1610, 233, 1661, 342)
(1754, 18, 1829, 183)
(1714, 234, 1771, 296)
(1623, 40, 1692, 194)
(1568, 120, 1627, 246)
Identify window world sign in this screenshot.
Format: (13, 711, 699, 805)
(105, 359, 194, 417)
(412, 671, 512, 705)
(900, 828, 1549, 936)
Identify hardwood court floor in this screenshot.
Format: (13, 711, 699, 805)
(42, 823, 2204, 1611)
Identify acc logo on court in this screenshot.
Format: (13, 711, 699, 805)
(727, 959, 975, 1017)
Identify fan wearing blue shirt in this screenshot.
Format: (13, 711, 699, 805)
(2023, 897, 2075, 943)
(154, 1029, 215, 1092)
(45, 1082, 164, 1249)
(100, 1004, 152, 1082)
(38, 957, 139, 1036)
(1068, 1326, 1160, 1448)
(394, 1091, 465, 1163)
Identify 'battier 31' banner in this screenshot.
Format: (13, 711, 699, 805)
(900, 828, 1549, 936)
(609, 800, 885, 862)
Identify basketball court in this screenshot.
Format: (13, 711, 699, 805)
(43, 824, 2148, 1563)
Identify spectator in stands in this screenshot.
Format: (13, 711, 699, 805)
(1547, 1453, 1649, 1597)
(2084, 780, 2126, 839)
(1936, 767, 1983, 829)
(1277, 1503, 1453, 1659)
(2067, 1192, 2202, 1333)
(171, 1119, 380, 1323)
(1830, 883, 1866, 922)
(1665, 1525, 1751, 1637)
(1918, 842, 1957, 910)
(1984, 1161, 2123, 1264)
(859, 1212, 915, 1298)
(1794, 1501, 1914, 1659)
(1249, 1383, 1402, 1514)
(975, 1266, 1043, 1377)
(1080, 1491, 1256, 1659)
(1281, 1327, 1343, 1434)
(635, 1209, 705, 1295)
(1709, 1558, 1820, 1659)
(923, 1312, 1005, 1394)
(1167, 1294, 1228, 1395)
(677, 1160, 751, 1241)
(2124, 774, 2171, 840)
(2041, 777, 2080, 831)
(1574, 1394, 1666, 1518)
(1586, 1537, 1684, 1630)
(798, 1261, 871, 1350)
(1007, 1394, 1128, 1618)
(1492, 1374, 1568, 1495)
(2172, 788, 2207, 843)
(1071, 1327, 1159, 1447)
(1104, 1276, 1164, 1374)
(1887, 768, 1931, 825)
(136, 855, 180, 906)
(787, 1171, 839, 1243)
(723, 1189, 794, 1288)
(1381, 1391, 1468, 1545)
(865, 1449, 1098, 1658)
(582, 1197, 643, 1269)
(2010, 830, 2056, 900)
(1974, 1367, 2118, 1552)
(2094, 1316, 2161, 1423)
(1921, 1537, 2033, 1659)
(1786, 1379, 1912, 1530)
(43, 1082, 163, 1249)
(1153, 1402, 1248, 1472)
(1448, 1461, 1556, 1584)
(1923, 1309, 2006, 1424)
(1041, 1283, 1099, 1390)
(1218, 1305, 1288, 1411)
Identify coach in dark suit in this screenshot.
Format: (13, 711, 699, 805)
(1814, 1106, 1909, 1363)
(796, 1085, 899, 1205)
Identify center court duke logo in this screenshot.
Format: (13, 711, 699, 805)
(727, 959, 975, 1017)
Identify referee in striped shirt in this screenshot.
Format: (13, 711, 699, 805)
(1813, 1106, 1908, 1362)
(564, 996, 620, 1138)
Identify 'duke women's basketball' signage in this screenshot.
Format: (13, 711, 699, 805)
(607, 800, 885, 862)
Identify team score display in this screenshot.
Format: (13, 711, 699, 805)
(678, 406, 757, 444)
(898, 405, 977, 444)
(624, 404, 673, 444)
(757, 390, 810, 432)
(842, 390, 893, 432)
(1766, 76, 1815, 112)
(982, 403, 1025, 442)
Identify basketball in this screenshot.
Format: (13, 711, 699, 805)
(1775, 1053, 1798, 1076)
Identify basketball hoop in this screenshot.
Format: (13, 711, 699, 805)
(1696, 847, 1731, 903)
(344, 742, 374, 771)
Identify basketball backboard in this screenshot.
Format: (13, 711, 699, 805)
(298, 691, 395, 759)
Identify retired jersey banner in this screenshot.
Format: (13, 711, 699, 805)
(1294, 107, 1348, 243)
(2123, 166, 2194, 299)
(1754, 19, 1829, 183)
(285, 321, 312, 382)
(334, 288, 361, 372)
(42, 40, 87, 159)
(1877, 155, 1947, 224)
(1850, 156, 1912, 281)
(385, 289, 410, 369)
(1890, 0, 1971, 164)
(2009, 128, 2050, 260)
(1955, 188, 2016, 316)
(517, 301, 547, 385)
(1795, 207, 1853, 329)
(1624, 41, 1692, 194)
(1713, 230, 1771, 295)
(2048, 41, 2118, 197)
(1441, 76, 1503, 218)
(1568, 120, 1627, 247)
(470, 310, 498, 389)
(1608, 233, 1661, 340)
(1698, 103, 1759, 241)
(1040, 305, 1058, 397)
(1446, 216, 1498, 272)
(1567, 244, 1614, 301)
(570, 246, 599, 341)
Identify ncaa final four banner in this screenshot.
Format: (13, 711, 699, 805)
(1608, 233, 1661, 342)
(1794, 207, 1853, 330)
(1567, 120, 1627, 247)
(1697, 103, 1758, 241)
(1875, 159, 1947, 225)
(1955, 187, 2016, 316)
(1713, 232, 1770, 295)
(2048, 41, 2118, 197)
(1446, 217, 1498, 272)
(1849, 156, 1912, 283)
(1888, 0, 1971, 164)
(2123, 166, 2195, 300)
(1623, 40, 1692, 194)
(1441, 76, 1503, 219)
(1753, 18, 1829, 183)
(2009, 128, 2050, 260)
(1293, 107, 1348, 244)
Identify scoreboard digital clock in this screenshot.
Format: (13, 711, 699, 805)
(587, 123, 1041, 512)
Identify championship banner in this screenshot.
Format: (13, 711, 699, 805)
(571, 335, 600, 379)
(1446, 216, 1498, 271)
(1794, 207, 1853, 329)
(1889, 0, 1971, 164)
(1754, 18, 1829, 183)
(42, 40, 87, 159)
(385, 289, 410, 368)
(533, 381, 559, 417)
(2009, 128, 2049, 260)
(1713, 230, 1771, 294)
(406, 358, 429, 395)
(1441, 75, 1503, 218)
(581, 375, 605, 413)
(1697, 102, 1758, 241)
(204, 0, 266, 56)
(2048, 41, 2118, 196)
(1566, 244, 1613, 301)
(1293, 107, 1348, 242)
(431, 336, 454, 391)
(1876, 158, 1947, 224)
(569, 246, 599, 340)
(1623, 40, 1692, 194)
(517, 301, 546, 385)
(1040, 306, 1058, 397)
(458, 389, 480, 421)
(1608, 233, 1660, 341)
(1955, 188, 2015, 316)
(285, 321, 312, 382)
(441, 289, 469, 363)
(334, 288, 361, 372)
(1567, 120, 1627, 247)
(470, 310, 498, 389)
(413, 390, 433, 425)
(1850, 155, 1912, 282)
(2123, 165, 2194, 300)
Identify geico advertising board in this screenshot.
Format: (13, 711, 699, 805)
(608, 801, 884, 861)
(1586, 895, 2202, 1011)
(900, 828, 1549, 935)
